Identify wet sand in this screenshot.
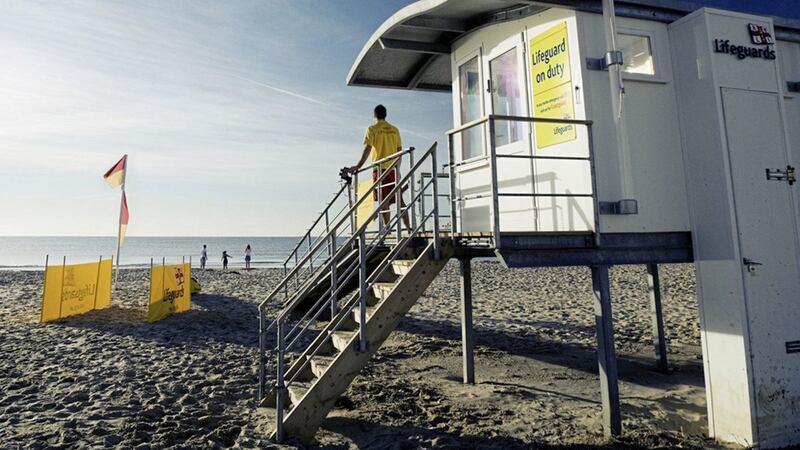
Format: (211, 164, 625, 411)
(0, 263, 721, 449)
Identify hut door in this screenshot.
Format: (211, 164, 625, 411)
(483, 35, 537, 231)
(484, 36, 529, 155)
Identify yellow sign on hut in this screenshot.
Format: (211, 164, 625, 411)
(529, 21, 577, 149)
(148, 262, 191, 322)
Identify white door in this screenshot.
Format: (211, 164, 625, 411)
(482, 35, 537, 231)
(786, 94, 800, 229)
(722, 88, 800, 440)
(453, 50, 491, 232)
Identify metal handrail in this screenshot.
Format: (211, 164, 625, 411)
(446, 113, 593, 136)
(355, 146, 414, 174)
(257, 156, 403, 312)
(283, 183, 348, 266)
(278, 147, 416, 301)
(259, 140, 442, 443)
(269, 144, 435, 322)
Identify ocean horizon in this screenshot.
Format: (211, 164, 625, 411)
(0, 236, 306, 269)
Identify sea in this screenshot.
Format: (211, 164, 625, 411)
(0, 236, 303, 270)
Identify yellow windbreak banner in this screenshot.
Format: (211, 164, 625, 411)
(356, 179, 376, 230)
(148, 263, 191, 322)
(41, 259, 113, 323)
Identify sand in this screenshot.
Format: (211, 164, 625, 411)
(0, 262, 722, 449)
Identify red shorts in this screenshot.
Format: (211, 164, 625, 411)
(372, 169, 397, 204)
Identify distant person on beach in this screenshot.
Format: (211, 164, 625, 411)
(245, 245, 252, 270)
(200, 245, 208, 270)
(222, 251, 231, 270)
(349, 104, 411, 231)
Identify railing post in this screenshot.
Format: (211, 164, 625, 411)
(307, 233, 313, 271)
(395, 170, 402, 242)
(258, 307, 266, 401)
(358, 229, 368, 352)
(330, 231, 338, 317)
(377, 165, 384, 234)
(282, 262, 288, 299)
(431, 143, 441, 260)
(293, 252, 299, 289)
(488, 118, 501, 249)
(587, 125, 602, 247)
(420, 176, 427, 234)
(324, 210, 331, 258)
(349, 175, 357, 236)
(275, 321, 286, 443)
(448, 133, 458, 234)
(409, 148, 417, 232)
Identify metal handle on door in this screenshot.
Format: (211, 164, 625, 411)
(743, 258, 763, 273)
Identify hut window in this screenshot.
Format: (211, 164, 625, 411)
(459, 56, 483, 160)
(489, 48, 524, 147)
(618, 33, 655, 75)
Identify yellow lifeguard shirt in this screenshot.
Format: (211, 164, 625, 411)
(364, 120, 402, 170)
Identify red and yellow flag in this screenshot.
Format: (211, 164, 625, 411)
(120, 191, 129, 245)
(103, 155, 127, 188)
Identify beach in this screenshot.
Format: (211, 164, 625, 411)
(0, 262, 720, 449)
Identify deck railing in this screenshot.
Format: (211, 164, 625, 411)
(446, 114, 600, 248)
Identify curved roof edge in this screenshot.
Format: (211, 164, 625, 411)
(346, 0, 449, 90)
(347, 0, 800, 93)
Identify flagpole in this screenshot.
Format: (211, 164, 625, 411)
(114, 155, 127, 289)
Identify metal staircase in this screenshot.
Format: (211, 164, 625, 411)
(256, 143, 449, 443)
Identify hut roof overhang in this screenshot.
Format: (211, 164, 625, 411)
(346, 0, 800, 93)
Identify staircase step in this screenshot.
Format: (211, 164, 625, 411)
(324, 314, 358, 332)
(287, 380, 314, 406)
(330, 330, 356, 351)
(351, 305, 378, 324)
(391, 259, 415, 276)
(309, 355, 336, 378)
(371, 282, 396, 301)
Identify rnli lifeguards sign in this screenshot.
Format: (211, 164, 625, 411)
(148, 263, 191, 322)
(529, 22, 577, 149)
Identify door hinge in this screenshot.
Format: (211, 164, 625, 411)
(765, 165, 796, 185)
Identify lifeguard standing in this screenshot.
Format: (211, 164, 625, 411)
(349, 104, 411, 230)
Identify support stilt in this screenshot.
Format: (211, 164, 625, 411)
(591, 265, 621, 437)
(647, 263, 668, 372)
(459, 258, 475, 384)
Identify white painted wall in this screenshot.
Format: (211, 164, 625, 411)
(451, 9, 593, 233)
(779, 39, 800, 226)
(450, 8, 691, 234)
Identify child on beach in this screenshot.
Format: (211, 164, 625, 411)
(222, 251, 231, 270)
(245, 245, 252, 270)
(201, 244, 208, 270)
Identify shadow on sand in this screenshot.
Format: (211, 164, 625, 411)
(54, 293, 259, 348)
(318, 417, 706, 450)
(396, 316, 704, 389)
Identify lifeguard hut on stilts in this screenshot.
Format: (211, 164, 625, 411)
(256, 1, 800, 448)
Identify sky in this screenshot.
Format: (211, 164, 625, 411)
(0, 0, 452, 237)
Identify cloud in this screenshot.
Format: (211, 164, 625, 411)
(230, 74, 331, 107)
